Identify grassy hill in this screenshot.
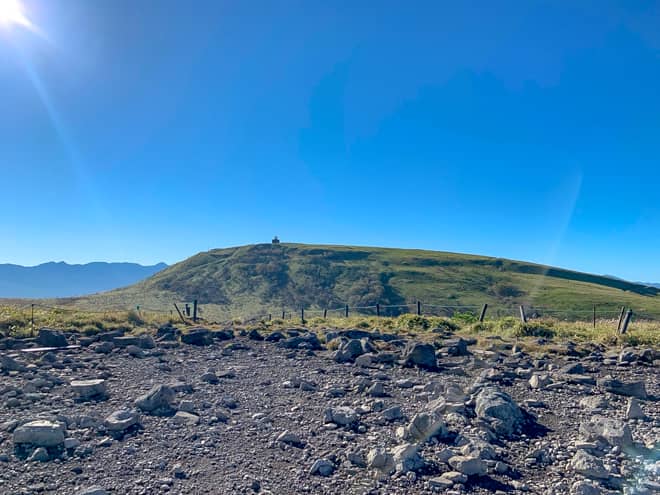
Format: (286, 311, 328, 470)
(72, 243, 660, 322)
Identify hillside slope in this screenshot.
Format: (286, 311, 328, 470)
(0, 262, 168, 298)
(76, 243, 660, 320)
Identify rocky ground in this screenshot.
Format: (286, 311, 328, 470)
(0, 326, 658, 495)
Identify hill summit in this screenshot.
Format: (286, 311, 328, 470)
(82, 243, 660, 320)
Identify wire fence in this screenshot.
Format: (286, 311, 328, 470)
(2, 298, 659, 336)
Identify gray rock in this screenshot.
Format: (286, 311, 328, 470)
(0, 354, 26, 372)
(13, 420, 65, 447)
(125, 345, 145, 358)
(333, 338, 367, 363)
(172, 411, 200, 425)
(474, 386, 525, 438)
(28, 447, 50, 462)
(448, 455, 487, 476)
(392, 443, 425, 473)
(367, 382, 386, 397)
(181, 328, 213, 346)
(324, 406, 358, 427)
(37, 328, 68, 348)
(529, 373, 552, 389)
(579, 416, 634, 450)
(579, 395, 609, 411)
(625, 397, 646, 420)
(309, 458, 335, 476)
(571, 480, 602, 495)
(597, 376, 647, 399)
(276, 430, 304, 448)
(367, 447, 394, 471)
(396, 411, 447, 443)
(135, 385, 175, 415)
(402, 341, 437, 370)
(104, 408, 140, 432)
(77, 487, 109, 495)
(570, 450, 609, 480)
(71, 379, 108, 401)
(91, 341, 114, 354)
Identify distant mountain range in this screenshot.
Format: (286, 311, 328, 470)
(604, 275, 660, 289)
(0, 262, 168, 298)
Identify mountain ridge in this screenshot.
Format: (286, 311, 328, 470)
(74, 243, 660, 320)
(0, 261, 168, 298)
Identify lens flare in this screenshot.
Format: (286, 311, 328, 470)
(0, 0, 32, 29)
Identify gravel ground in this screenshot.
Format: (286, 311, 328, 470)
(0, 327, 658, 495)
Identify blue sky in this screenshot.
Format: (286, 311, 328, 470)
(1, 1, 659, 281)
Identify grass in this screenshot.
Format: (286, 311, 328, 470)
(31, 243, 660, 324)
(1, 304, 657, 349)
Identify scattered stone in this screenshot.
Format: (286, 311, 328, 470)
(104, 409, 140, 432)
(13, 420, 65, 448)
(173, 411, 200, 425)
(276, 430, 304, 448)
(135, 385, 175, 415)
(181, 328, 213, 346)
(77, 487, 109, 495)
(579, 416, 634, 450)
(474, 386, 525, 438)
(570, 450, 609, 480)
(310, 458, 335, 476)
(597, 376, 647, 399)
(448, 455, 487, 476)
(324, 406, 358, 427)
(1, 354, 26, 372)
(625, 397, 646, 420)
(71, 379, 108, 401)
(37, 328, 68, 347)
(402, 341, 437, 370)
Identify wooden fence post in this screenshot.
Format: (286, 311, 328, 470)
(345, 305, 349, 318)
(376, 303, 380, 317)
(193, 300, 198, 323)
(519, 305, 527, 323)
(323, 309, 327, 319)
(479, 303, 488, 322)
(31, 303, 35, 335)
(620, 309, 633, 334)
(592, 305, 596, 328)
(617, 306, 626, 332)
(268, 313, 272, 321)
(417, 301, 421, 316)
(173, 303, 186, 324)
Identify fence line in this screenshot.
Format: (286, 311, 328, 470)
(3, 298, 659, 336)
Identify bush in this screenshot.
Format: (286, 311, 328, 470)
(397, 314, 431, 330)
(453, 312, 478, 324)
(512, 322, 556, 338)
(126, 310, 144, 326)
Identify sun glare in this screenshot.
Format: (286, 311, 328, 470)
(0, 0, 31, 29)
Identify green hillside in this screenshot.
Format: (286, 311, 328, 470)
(75, 243, 660, 321)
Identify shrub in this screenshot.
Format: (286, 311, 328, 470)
(453, 312, 478, 324)
(397, 314, 431, 330)
(126, 310, 144, 326)
(512, 322, 556, 338)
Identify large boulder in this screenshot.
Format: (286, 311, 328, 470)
(474, 386, 525, 438)
(579, 416, 634, 450)
(181, 328, 213, 346)
(402, 341, 437, 370)
(448, 455, 488, 476)
(37, 328, 67, 348)
(13, 420, 65, 447)
(135, 385, 175, 415)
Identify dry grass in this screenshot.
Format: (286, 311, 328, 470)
(1, 305, 657, 349)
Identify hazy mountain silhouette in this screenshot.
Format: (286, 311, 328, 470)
(0, 262, 168, 298)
